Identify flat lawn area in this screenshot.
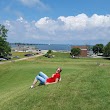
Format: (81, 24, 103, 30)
(0, 52, 34, 62)
(0, 52, 110, 110)
(11, 52, 34, 58)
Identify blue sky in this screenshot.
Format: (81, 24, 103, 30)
(0, 0, 110, 45)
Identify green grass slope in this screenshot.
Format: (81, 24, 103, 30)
(0, 52, 110, 110)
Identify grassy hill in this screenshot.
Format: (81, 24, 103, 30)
(0, 52, 110, 110)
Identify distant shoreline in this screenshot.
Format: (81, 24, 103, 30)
(10, 43, 93, 52)
(9, 43, 73, 45)
(10, 43, 72, 51)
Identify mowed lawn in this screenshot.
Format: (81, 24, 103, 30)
(0, 52, 110, 110)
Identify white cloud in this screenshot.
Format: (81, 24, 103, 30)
(58, 14, 110, 30)
(16, 17, 24, 22)
(58, 13, 88, 30)
(3, 14, 110, 44)
(20, 0, 40, 6)
(35, 17, 59, 35)
(88, 14, 110, 27)
(19, 0, 48, 10)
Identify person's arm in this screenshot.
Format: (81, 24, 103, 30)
(45, 78, 59, 85)
(59, 78, 61, 81)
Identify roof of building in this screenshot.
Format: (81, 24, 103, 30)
(72, 45, 88, 50)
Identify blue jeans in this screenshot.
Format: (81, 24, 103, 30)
(36, 72, 48, 84)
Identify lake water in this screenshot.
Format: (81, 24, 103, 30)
(36, 44, 71, 51)
(10, 43, 72, 51)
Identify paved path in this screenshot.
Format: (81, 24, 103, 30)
(0, 54, 44, 65)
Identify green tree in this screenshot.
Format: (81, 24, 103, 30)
(103, 42, 110, 57)
(70, 48, 81, 57)
(92, 44, 104, 55)
(44, 50, 53, 58)
(0, 24, 11, 57)
(47, 50, 52, 54)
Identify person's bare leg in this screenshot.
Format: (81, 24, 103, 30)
(31, 77, 38, 88)
(33, 77, 38, 85)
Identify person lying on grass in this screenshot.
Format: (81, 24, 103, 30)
(30, 67, 62, 88)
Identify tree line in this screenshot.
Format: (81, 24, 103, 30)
(70, 42, 110, 57)
(92, 43, 110, 57)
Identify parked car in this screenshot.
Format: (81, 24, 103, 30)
(0, 56, 11, 61)
(4, 57, 11, 60)
(24, 54, 34, 57)
(0, 58, 6, 61)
